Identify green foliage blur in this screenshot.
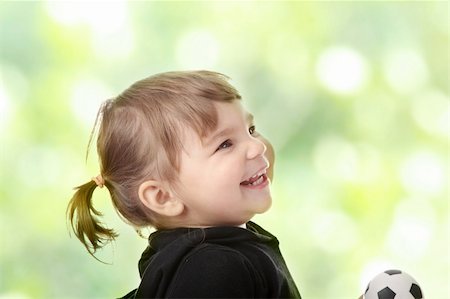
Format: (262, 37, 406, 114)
(1, 1, 448, 298)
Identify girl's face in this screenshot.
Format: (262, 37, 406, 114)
(173, 100, 272, 227)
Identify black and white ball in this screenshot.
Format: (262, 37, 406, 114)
(363, 269, 423, 299)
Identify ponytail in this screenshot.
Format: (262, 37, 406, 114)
(67, 179, 118, 257)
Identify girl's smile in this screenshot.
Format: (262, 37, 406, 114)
(240, 168, 269, 188)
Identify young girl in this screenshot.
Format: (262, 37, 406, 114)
(67, 71, 301, 298)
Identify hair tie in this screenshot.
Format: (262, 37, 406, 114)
(92, 175, 105, 188)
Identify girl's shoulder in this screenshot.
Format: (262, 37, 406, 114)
(167, 243, 262, 298)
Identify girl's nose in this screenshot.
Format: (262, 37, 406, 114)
(246, 137, 267, 160)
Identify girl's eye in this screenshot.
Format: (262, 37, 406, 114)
(249, 125, 256, 135)
(216, 139, 233, 151)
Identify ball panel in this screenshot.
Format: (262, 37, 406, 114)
(384, 269, 402, 275)
(377, 287, 396, 299)
(410, 283, 423, 299)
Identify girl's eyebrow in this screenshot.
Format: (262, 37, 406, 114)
(203, 127, 234, 147)
(247, 113, 254, 123)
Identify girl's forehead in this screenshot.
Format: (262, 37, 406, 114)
(214, 100, 251, 122)
(215, 100, 252, 127)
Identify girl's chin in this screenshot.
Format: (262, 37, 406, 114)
(254, 196, 272, 214)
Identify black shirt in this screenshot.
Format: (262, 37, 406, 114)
(121, 222, 301, 298)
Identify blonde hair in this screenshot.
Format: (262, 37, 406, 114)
(67, 71, 241, 256)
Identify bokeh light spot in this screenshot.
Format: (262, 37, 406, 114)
(44, 1, 86, 27)
(16, 146, 63, 188)
(69, 78, 112, 128)
(0, 292, 31, 299)
(0, 64, 28, 136)
(386, 198, 436, 260)
(311, 211, 358, 253)
(316, 46, 369, 94)
(45, 1, 133, 59)
(0, 78, 12, 134)
(399, 151, 445, 195)
(176, 29, 219, 69)
(313, 135, 360, 182)
(383, 48, 429, 95)
(45, 1, 128, 30)
(411, 89, 449, 138)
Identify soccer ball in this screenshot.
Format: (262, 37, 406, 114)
(363, 269, 423, 299)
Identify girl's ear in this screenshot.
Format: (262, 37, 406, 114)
(138, 180, 184, 217)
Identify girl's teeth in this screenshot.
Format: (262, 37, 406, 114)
(253, 177, 262, 185)
(241, 170, 266, 186)
(249, 175, 264, 186)
(249, 171, 264, 181)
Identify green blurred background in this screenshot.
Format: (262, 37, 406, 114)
(0, 1, 448, 298)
